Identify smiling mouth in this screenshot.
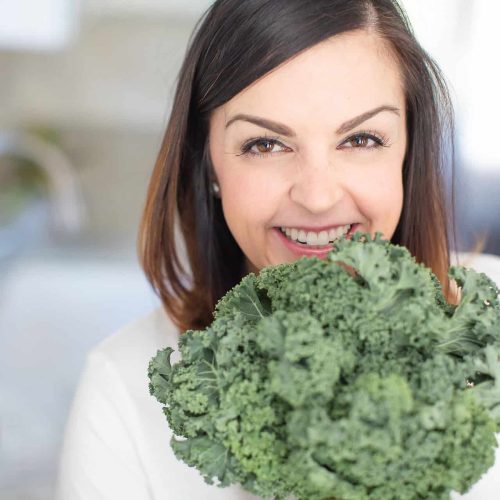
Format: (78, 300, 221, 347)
(277, 223, 358, 249)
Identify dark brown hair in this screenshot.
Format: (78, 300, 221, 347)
(138, 0, 463, 333)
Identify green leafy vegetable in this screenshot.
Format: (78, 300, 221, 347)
(148, 231, 500, 500)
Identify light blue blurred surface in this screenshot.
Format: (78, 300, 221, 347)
(0, 249, 160, 498)
(0, 123, 164, 499)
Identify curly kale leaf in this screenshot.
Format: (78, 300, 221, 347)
(148, 231, 500, 499)
(436, 266, 500, 355)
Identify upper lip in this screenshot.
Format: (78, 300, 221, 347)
(277, 223, 356, 232)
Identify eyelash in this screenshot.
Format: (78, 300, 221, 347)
(237, 130, 390, 158)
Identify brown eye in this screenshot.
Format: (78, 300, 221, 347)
(349, 136, 370, 147)
(255, 139, 276, 154)
(346, 135, 376, 148)
(239, 137, 289, 158)
(341, 132, 387, 151)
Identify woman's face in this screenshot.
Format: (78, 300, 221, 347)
(209, 30, 407, 274)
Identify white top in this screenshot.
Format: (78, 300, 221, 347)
(55, 253, 500, 500)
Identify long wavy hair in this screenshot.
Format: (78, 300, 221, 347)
(138, 0, 463, 333)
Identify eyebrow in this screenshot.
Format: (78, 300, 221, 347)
(225, 105, 401, 137)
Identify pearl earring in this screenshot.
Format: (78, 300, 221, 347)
(212, 181, 220, 197)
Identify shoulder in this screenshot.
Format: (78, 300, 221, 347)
(95, 305, 180, 359)
(86, 306, 182, 401)
(63, 305, 181, 433)
(55, 307, 181, 499)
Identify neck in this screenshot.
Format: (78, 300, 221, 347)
(244, 257, 259, 275)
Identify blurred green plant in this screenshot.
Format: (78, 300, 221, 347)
(0, 157, 47, 225)
(0, 125, 62, 226)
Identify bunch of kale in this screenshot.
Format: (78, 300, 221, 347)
(148, 232, 500, 500)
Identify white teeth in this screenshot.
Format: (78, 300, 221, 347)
(317, 231, 329, 245)
(306, 231, 318, 245)
(280, 224, 352, 246)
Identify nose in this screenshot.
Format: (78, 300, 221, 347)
(289, 154, 344, 214)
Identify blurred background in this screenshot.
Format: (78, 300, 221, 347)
(0, 0, 499, 498)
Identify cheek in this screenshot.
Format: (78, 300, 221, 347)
(220, 173, 276, 233)
(355, 164, 404, 219)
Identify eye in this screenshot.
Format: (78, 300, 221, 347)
(341, 131, 389, 151)
(238, 137, 289, 158)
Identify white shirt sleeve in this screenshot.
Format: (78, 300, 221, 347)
(55, 349, 153, 500)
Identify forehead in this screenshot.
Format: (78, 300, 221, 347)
(220, 30, 405, 126)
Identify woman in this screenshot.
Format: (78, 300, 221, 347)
(56, 0, 500, 498)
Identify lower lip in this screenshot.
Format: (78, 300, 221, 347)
(273, 224, 360, 258)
